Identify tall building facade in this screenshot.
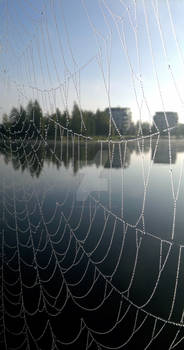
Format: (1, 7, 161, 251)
(106, 107, 132, 134)
(153, 112, 178, 133)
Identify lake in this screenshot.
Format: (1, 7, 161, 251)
(1, 137, 184, 349)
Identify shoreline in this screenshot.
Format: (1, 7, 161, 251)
(0, 135, 184, 144)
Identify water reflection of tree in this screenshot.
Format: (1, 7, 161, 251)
(1, 138, 182, 176)
(0, 141, 45, 177)
(104, 143, 131, 169)
(0, 139, 135, 176)
(0, 139, 100, 176)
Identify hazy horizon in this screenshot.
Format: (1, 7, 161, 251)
(1, 0, 184, 124)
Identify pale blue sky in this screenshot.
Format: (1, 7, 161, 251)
(1, 0, 184, 123)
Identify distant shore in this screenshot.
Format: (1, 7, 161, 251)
(1, 134, 184, 145)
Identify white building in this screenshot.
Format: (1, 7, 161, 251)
(153, 112, 178, 133)
(106, 107, 132, 134)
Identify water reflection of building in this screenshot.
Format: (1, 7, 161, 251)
(0, 139, 135, 176)
(152, 140, 176, 164)
(104, 143, 131, 169)
(79, 149, 109, 169)
(2, 139, 184, 174)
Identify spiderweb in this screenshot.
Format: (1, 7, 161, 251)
(1, 0, 184, 349)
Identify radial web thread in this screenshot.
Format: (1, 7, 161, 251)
(1, 0, 184, 349)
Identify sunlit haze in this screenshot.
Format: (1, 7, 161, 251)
(0, 0, 184, 123)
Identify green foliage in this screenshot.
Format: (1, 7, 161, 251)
(83, 111, 96, 136)
(141, 122, 151, 135)
(71, 103, 81, 133)
(95, 109, 109, 136)
(173, 124, 184, 138)
(1, 100, 184, 139)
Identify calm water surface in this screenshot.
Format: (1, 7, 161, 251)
(1, 139, 184, 349)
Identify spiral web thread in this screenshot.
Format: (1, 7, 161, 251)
(1, 0, 184, 349)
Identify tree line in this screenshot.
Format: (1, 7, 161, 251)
(0, 100, 109, 139)
(1, 100, 184, 138)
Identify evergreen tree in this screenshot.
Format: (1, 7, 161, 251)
(71, 103, 81, 134)
(95, 109, 109, 136)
